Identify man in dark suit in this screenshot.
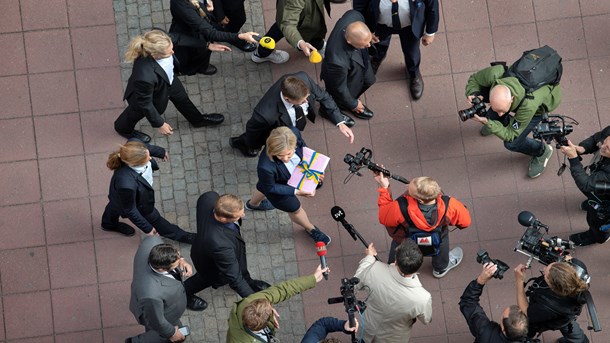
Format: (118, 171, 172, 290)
(354, 0, 439, 100)
(127, 236, 205, 343)
(229, 71, 355, 157)
(114, 30, 225, 143)
(321, 10, 376, 120)
(183, 191, 270, 310)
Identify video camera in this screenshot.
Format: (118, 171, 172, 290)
(532, 113, 578, 148)
(513, 211, 601, 332)
(476, 250, 509, 279)
(343, 147, 409, 184)
(328, 277, 367, 342)
(514, 211, 574, 268)
(458, 97, 487, 121)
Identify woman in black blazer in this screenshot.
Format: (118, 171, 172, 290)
(101, 140, 195, 244)
(246, 127, 331, 245)
(169, 0, 259, 75)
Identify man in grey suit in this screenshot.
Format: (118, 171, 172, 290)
(127, 236, 199, 343)
(321, 10, 376, 120)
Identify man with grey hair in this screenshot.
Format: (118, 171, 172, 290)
(465, 64, 562, 178)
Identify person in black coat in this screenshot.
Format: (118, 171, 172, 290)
(353, 0, 439, 100)
(460, 263, 529, 343)
(245, 127, 331, 245)
(183, 191, 271, 310)
(114, 30, 224, 143)
(559, 125, 610, 246)
(169, 0, 259, 76)
(515, 262, 589, 343)
(101, 139, 195, 244)
(321, 10, 376, 120)
(229, 71, 355, 157)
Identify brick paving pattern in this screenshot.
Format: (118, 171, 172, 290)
(0, 0, 610, 342)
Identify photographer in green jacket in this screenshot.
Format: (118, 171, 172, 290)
(465, 65, 562, 178)
(227, 265, 328, 342)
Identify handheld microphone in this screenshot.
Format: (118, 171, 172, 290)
(253, 35, 276, 50)
(331, 206, 380, 261)
(315, 242, 329, 280)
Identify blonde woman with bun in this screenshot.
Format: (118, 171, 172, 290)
(114, 29, 224, 143)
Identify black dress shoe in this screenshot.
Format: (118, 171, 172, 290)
(350, 106, 374, 120)
(342, 114, 356, 128)
(410, 74, 424, 100)
(119, 130, 151, 143)
(229, 137, 259, 158)
(192, 113, 225, 127)
(249, 279, 271, 292)
(102, 223, 136, 237)
(198, 64, 218, 75)
(234, 41, 257, 52)
(187, 295, 208, 311)
(316, 181, 323, 189)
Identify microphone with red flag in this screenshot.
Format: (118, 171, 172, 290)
(315, 242, 329, 280)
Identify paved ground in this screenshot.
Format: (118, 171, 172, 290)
(1, 0, 610, 342)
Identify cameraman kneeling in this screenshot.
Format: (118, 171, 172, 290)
(515, 263, 589, 343)
(460, 263, 529, 343)
(559, 125, 610, 246)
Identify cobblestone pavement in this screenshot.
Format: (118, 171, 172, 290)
(113, 0, 307, 341)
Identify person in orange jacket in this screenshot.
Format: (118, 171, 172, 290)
(374, 172, 471, 278)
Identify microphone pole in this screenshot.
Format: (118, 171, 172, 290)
(331, 206, 380, 261)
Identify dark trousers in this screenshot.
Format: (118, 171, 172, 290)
(585, 204, 610, 243)
(173, 45, 211, 75)
(374, 24, 421, 78)
(114, 78, 204, 134)
(102, 204, 189, 242)
(223, 7, 247, 33)
(255, 23, 325, 58)
(558, 320, 589, 343)
(130, 316, 182, 343)
(388, 228, 450, 272)
(485, 109, 545, 158)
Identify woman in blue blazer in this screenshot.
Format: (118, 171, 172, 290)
(246, 127, 331, 245)
(101, 140, 194, 244)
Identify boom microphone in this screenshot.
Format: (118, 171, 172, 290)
(315, 242, 329, 280)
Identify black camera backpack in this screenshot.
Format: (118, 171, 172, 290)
(493, 45, 563, 112)
(396, 195, 450, 256)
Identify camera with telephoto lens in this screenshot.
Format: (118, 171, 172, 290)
(476, 250, 509, 279)
(532, 113, 577, 148)
(589, 181, 610, 223)
(343, 148, 409, 184)
(458, 97, 487, 122)
(328, 277, 367, 331)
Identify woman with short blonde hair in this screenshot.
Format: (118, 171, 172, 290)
(247, 127, 331, 245)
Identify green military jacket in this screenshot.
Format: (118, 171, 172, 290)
(276, 0, 328, 48)
(465, 65, 562, 142)
(226, 275, 317, 342)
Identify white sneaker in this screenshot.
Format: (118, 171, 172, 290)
(251, 50, 289, 64)
(433, 247, 463, 278)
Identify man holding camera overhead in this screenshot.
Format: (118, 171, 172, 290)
(465, 64, 562, 178)
(559, 125, 610, 246)
(460, 263, 530, 343)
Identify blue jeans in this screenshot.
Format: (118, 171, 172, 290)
(486, 109, 545, 158)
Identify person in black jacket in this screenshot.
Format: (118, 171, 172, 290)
(460, 263, 529, 343)
(301, 317, 358, 343)
(321, 10, 376, 120)
(515, 262, 589, 343)
(101, 139, 195, 244)
(245, 127, 332, 245)
(229, 71, 354, 157)
(114, 30, 224, 143)
(169, 0, 259, 75)
(559, 126, 610, 246)
(183, 191, 270, 310)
